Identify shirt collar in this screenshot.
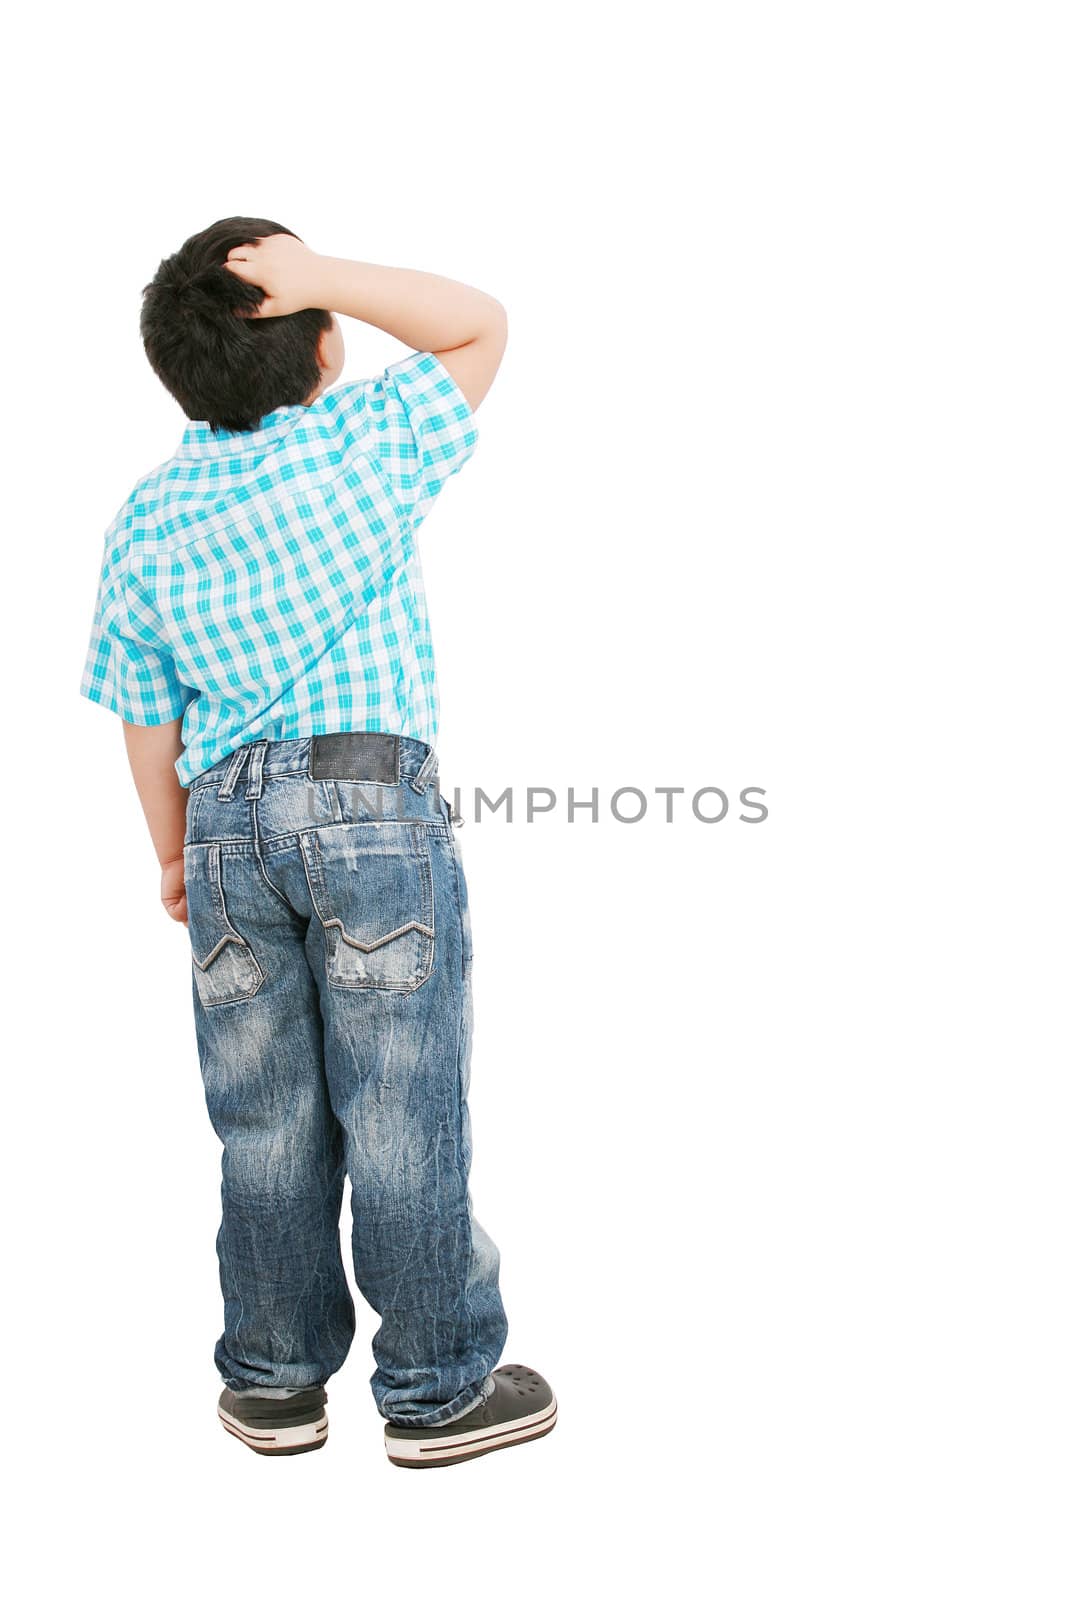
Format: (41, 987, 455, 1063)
(176, 402, 309, 458)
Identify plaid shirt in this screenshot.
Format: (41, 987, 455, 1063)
(79, 350, 478, 787)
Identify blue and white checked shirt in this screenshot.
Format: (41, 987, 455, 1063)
(79, 350, 478, 787)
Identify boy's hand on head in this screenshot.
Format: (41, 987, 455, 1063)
(161, 855, 188, 925)
(223, 234, 325, 318)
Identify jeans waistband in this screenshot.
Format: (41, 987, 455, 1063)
(189, 734, 438, 801)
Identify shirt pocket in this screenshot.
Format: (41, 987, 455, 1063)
(184, 841, 265, 1007)
(298, 821, 435, 993)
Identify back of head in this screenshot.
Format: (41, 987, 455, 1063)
(140, 217, 332, 433)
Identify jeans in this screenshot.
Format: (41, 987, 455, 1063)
(182, 733, 508, 1428)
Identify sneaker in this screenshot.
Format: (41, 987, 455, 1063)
(217, 1385, 329, 1456)
(383, 1364, 557, 1469)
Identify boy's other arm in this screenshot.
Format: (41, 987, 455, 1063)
(223, 237, 507, 412)
(122, 719, 189, 925)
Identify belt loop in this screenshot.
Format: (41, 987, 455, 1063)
(217, 742, 250, 802)
(245, 740, 268, 801)
(410, 746, 439, 795)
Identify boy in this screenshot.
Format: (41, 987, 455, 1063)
(79, 219, 556, 1467)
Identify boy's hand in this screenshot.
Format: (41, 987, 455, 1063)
(222, 234, 325, 318)
(161, 855, 188, 925)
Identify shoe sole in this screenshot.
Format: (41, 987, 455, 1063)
(385, 1395, 558, 1468)
(218, 1408, 328, 1456)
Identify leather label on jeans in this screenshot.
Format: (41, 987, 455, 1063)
(309, 733, 400, 784)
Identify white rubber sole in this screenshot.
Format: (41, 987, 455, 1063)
(218, 1407, 328, 1455)
(385, 1394, 558, 1467)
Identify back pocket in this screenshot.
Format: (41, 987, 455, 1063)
(184, 842, 265, 1007)
(299, 822, 435, 992)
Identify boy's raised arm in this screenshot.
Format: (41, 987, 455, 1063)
(222, 235, 507, 411)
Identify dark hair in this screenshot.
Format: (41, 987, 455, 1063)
(139, 217, 332, 433)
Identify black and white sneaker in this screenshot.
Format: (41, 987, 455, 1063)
(384, 1364, 557, 1469)
(217, 1385, 329, 1456)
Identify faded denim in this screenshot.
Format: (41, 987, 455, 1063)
(182, 735, 508, 1428)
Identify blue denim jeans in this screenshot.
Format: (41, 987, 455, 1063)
(182, 735, 508, 1428)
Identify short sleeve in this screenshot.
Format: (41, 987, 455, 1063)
(79, 532, 193, 727)
(331, 350, 479, 531)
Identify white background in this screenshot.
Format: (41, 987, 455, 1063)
(4, 2, 1063, 1594)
